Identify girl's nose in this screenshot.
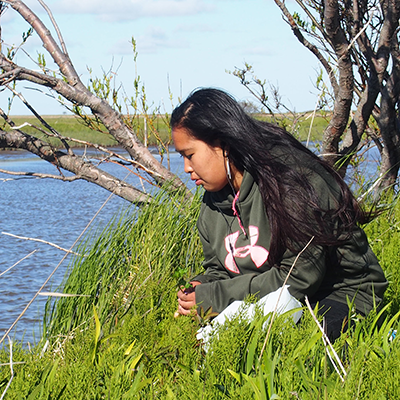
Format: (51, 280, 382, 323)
(184, 159, 193, 174)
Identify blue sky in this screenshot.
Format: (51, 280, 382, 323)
(2, 0, 321, 115)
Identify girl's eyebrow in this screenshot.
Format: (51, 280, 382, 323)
(175, 146, 194, 154)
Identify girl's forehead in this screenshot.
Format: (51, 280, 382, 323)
(172, 127, 223, 153)
(172, 127, 197, 150)
(172, 127, 192, 141)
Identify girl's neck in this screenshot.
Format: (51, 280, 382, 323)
(231, 167, 243, 192)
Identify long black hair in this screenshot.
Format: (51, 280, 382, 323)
(171, 88, 365, 266)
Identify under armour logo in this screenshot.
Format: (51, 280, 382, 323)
(224, 225, 269, 273)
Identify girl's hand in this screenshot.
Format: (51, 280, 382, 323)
(175, 281, 201, 317)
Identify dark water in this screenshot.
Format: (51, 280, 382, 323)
(0, 148, 189, 345)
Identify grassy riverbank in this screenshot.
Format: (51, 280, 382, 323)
(4, 115, 119, 148)
(0, 189, 399, 398)
(4, 112, 327, 149)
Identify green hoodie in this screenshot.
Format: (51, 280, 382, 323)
(193, 152, 388, 315)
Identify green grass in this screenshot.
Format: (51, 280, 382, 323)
(0, 189, 399, 398)
(364, 198, 400, 315)
(4, 112, 326, 150)
(3, 114, 172, 148)
(254, 111, 329, 143)
(3, 115, 118, 147)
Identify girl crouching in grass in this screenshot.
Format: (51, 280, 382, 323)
(171, 88, 387, 341)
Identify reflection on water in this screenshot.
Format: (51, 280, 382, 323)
(0, 148, 191, 344)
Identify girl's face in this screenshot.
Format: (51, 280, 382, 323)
(172, 127, 231, 192)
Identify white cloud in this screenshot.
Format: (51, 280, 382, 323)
(136, 26, 189, 53)
(108, 26, 189, 55)
(51, 0, 214, 21)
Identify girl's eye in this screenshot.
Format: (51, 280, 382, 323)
(179, 153, 193, 160)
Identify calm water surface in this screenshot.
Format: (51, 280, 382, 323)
(0, 148, 189, 344)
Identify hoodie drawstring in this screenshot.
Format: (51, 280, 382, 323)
(232, 191, 247, 237)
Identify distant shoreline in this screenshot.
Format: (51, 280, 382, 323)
(3, 113, 327, 147)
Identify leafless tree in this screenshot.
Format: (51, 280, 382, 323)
(272, 0, 400, 195)
(233, 1, 400, 195)
(0, 0, 188, 204)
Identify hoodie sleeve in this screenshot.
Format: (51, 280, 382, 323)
(191, 220, 232, 284)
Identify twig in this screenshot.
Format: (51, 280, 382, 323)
(0, 169, 80, 182)
(0, 68, 22, 85)
(2, 232, 83, 256)
(38, 292, 90, 297)
(339, 7, 376, 63)
(9, 122, 30, 130)
(104, 159, 154, 187)
(259, 236, 315, 361)
(0, 362, 25, 366)
(38, 0, 69, 55)
(40, 339, 49, 357)
(0, 106, 27, 134)
(0, 250, 37, 278)
(357, 173, 385, 202)
(4, 84, 72, 155)
(294, 0, 329, 44)
(0, 336, 14, 400)
(306, 92, 324, 148)
(304, 296, 347, 382)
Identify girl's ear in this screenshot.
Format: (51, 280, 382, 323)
(220, 141, 229, 157)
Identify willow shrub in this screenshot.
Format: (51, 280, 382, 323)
(1, 189, 400, 398)
(364, 198, 400, 315)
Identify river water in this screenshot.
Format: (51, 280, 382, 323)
(0, 148, 189, 345)
(0, 144, 380, 346)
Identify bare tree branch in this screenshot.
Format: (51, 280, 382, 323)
(0, 250, 37, 278)
(5, 0, 81, 86)
(0, 129, 151, 204)
(2, 232, 83, 256)
(0, 168, 80, 181)
(1, 110, 163, 181)
(4, 83, 73, 154)
(272, 0, 400, 194)
(37, 0, 69, 55)
(322, 1, 354, 166)
(274, 0, 340, 95)
(1, 1, 188, 195)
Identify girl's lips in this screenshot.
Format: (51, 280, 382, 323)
(191, 176, 202, 186)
